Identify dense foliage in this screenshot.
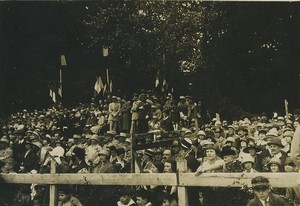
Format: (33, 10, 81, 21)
(0, 2, 299, 119)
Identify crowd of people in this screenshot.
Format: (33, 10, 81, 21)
(0, 91, 300, 206)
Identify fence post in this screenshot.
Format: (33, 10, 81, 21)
(177, 160, 188, 206)
(49, 160, 57, 206)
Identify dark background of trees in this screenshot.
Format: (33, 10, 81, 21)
(0, 1, 299, 120)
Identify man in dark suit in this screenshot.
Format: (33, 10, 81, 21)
(256, 137, 287, 172)
(247, 176, 287, 206)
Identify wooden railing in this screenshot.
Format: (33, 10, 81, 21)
(1, 160, 299, 206)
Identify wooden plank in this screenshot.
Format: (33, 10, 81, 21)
(178, 173, 300, 188)
(49, 160, 57, 206)
(0, 173, 177, 186)
(177, 160, 188, 206)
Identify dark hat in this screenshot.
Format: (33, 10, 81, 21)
(118, 186, 134, 196)
(284, 157, 295, 166)
(267, 137, 284, 148)
(116, 148, 125, 155)
(57, 186, 71, 195)
(135, 189, 150, 200)
(251, 176, 270, 188)
(221, 146, 236, 157)
(243, 145, 262, 154)
(258, 128, 268, 135)
(144, 149, 155, 157)
(238, 126, 248, 132)
(72, 147, 85, 158)
(181, 138, 192, 149)
(153, 161, 164, 173)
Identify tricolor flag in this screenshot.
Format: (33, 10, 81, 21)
(161, 77, 167, 92)
(60, 55, 67, 66)
(103, 47, 109, 57)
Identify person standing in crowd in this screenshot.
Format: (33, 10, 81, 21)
(120, 99, 132, 133)
(108, 96, 121, 132)
(247, 176, 287, 206)
(137, 94, 151, 134)
(0, 136, 14, 173)
(20, 140, 41, 173)
(85, 134, 102, 167)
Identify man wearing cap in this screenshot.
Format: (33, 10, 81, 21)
(221, 146, 243, 173)
(247, 176, 287, 206)
(257, 137, 288, 172)
(141, 149, 154, 173)
(57, 186, 82, 206)
(117, 187, 136, 206)
(108, 96, 121, 132)
(91, 149, 115, 173)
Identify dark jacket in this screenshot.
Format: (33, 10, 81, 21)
(247, 193, 287, 206)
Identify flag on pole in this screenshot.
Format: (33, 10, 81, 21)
(52, 92, 57, 103)
(103, 47, 109, 57)
(155, 77, 159, 88)
(109, 80, 113, 93)
(94, 76, 101, 94)
(49, 86, 53, 98)
(58, 84, 62, 97)
(60, 55, 67, 66)
(99, 76, 104, 89)
(161, 77, 167, 92)
(103, 84, 107, 95)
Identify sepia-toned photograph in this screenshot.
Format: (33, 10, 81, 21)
(0, 1, 300, 206)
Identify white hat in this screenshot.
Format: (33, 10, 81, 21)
(49, 146, 65, 157)
(197, 130, 206, 136)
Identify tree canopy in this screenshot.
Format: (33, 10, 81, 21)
(0, 1, 299, 119)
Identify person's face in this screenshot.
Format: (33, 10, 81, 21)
(206, 149, 216, 160)
(164, 162, 173, 173)
(270, 163, 280, 172)
(248, 148, 256, 156)
(243, 162, 253, 170)
(259, 133, 266, 139)
(269, 144, 281, 155)
(151, 164, 159, 173)
(42, 140, 48, 146)
(223, 155, 234, 163)
(142, 154, 150, 162)
(285, 136, 292, 144)
(91, 139, 97, 145)
(253, 186, 271, 201)
(99, 154, 107, 162)
(238, 130, 245, 137)
(119, 195, 130, 205)
(294, 122, 299, 128)
(171, 143, 180, 153)
(136, 197, 147, 206)
(284, 165, 295, 172)
(58, 193, 69, 203)
(228, 128, 234, 135)
(163, 150, 172, 161)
